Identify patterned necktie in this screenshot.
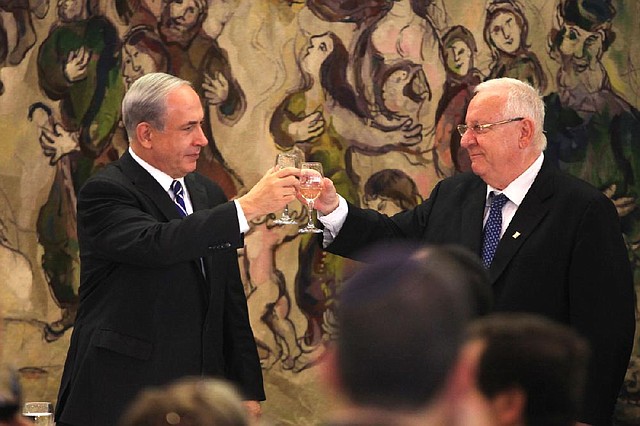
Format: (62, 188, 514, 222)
(481, 193, 509, 269)
(170, 180, 188, 217)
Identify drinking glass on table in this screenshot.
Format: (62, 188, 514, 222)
(298, 162, 324, 234)
(22, 402, 53, 425)
(274, 153, 301, 225)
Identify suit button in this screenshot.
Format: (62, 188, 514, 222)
(224, 243, 231, 248)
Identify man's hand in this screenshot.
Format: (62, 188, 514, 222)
(304, 177, 339, 215)
(238, 166, 299, 222)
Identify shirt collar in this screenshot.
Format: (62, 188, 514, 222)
(129, 147, 185, 192)
(485, 153, 544, 206)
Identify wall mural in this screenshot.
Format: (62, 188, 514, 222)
(1, 0, 639, 424)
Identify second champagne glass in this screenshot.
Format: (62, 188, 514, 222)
(298, 162, 324, 234)
(273, 153, 300, 225)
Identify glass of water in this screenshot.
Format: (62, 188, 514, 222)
(22, 401, 53, 425)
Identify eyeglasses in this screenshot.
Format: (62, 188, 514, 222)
(456, 117, 524, 137)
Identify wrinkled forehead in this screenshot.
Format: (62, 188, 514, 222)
(468, 92, 506, 118)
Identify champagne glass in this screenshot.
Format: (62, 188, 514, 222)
(298, 162, 324, 234)
(22, 402, 53, 425)
(273, 153, 300, 225)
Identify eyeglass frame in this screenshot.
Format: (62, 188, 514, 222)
(456, 117, 524, 137)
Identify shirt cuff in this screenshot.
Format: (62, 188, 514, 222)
(233, 199, 250, 234)
(317, 195, 348, 246)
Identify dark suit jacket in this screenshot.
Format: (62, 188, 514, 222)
(328, 158, 635, 425)
(55, 152, 264, 426)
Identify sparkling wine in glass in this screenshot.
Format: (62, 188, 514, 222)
(273, 153, 300, 225)
(22, 402, 53, 425)
(298, 162, 324, 234)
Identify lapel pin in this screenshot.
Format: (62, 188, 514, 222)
(512, 231, 521, 239)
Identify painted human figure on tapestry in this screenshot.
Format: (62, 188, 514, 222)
(269, 32, 362, 370)
(542, 0, 640, 417)
(240, 216, 306, 370)
(0, 0, 49, 95)
(33, 0, 124, 341)
(435, 25, 483, 174)
(362, 169, 422, 215)
(483, 0, 547, 92)
(158, 0, 245, 197)
(348, 0, 447, 197)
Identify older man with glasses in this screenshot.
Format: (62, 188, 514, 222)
(311, 77, 635, 426)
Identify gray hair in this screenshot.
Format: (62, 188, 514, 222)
(122, 73, 192, 141)
(474, 77, 547, 150)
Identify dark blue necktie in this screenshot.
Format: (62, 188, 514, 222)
(170, 180, 188, 217)
(481, 193, 508, 269)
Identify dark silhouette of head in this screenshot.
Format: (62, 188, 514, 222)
(334, 242, 475, 411)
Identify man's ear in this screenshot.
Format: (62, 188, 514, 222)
(490, 387, 527, 426)
(518, 118, 535, 149)
(136, 122, 153, 149)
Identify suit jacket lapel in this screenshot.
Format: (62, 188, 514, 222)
(119, 152, 184, 221)
(184, 174, 207, 212)
(460, 177, 487, 253)
(489, 159, 555, 282)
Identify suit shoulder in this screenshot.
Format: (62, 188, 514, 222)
(189, 172, 228, 200)
(438, 172, 484, 193)
(82, 160, 126, 185)
(550, 168, 617, 216)
(553, 168, 606, 199)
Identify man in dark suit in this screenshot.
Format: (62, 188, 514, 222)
(55, 73, 300, 426)
(312, 77, 635, 425)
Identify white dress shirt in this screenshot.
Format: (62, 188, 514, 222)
(483, 153, 544, 238)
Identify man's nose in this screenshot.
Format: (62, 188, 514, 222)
(195, 125, 208, 146)
(460, 131, 474, 148)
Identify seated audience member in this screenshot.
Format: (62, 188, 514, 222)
(0, 302, 30, 426)
(319, 243, 488, 425)
(119, 377, 251, 426)
(0, 367, 30, 426)
(413, 244, 493, 316)
(465, 313, 589, 426)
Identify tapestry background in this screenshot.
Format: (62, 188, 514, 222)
(1, 0, 639, 424)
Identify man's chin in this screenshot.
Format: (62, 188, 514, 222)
(469, 161, 484, 177)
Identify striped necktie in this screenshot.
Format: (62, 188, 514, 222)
(170, 180, 188, 217)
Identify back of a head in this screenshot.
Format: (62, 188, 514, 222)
(119, 377, 249, 426)
(414, 244, 493, 317)
(467, 313, 589, 426)
(336, 242, 473, 411)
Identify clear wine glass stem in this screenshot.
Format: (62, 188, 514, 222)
(307, 200, 314, 228)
